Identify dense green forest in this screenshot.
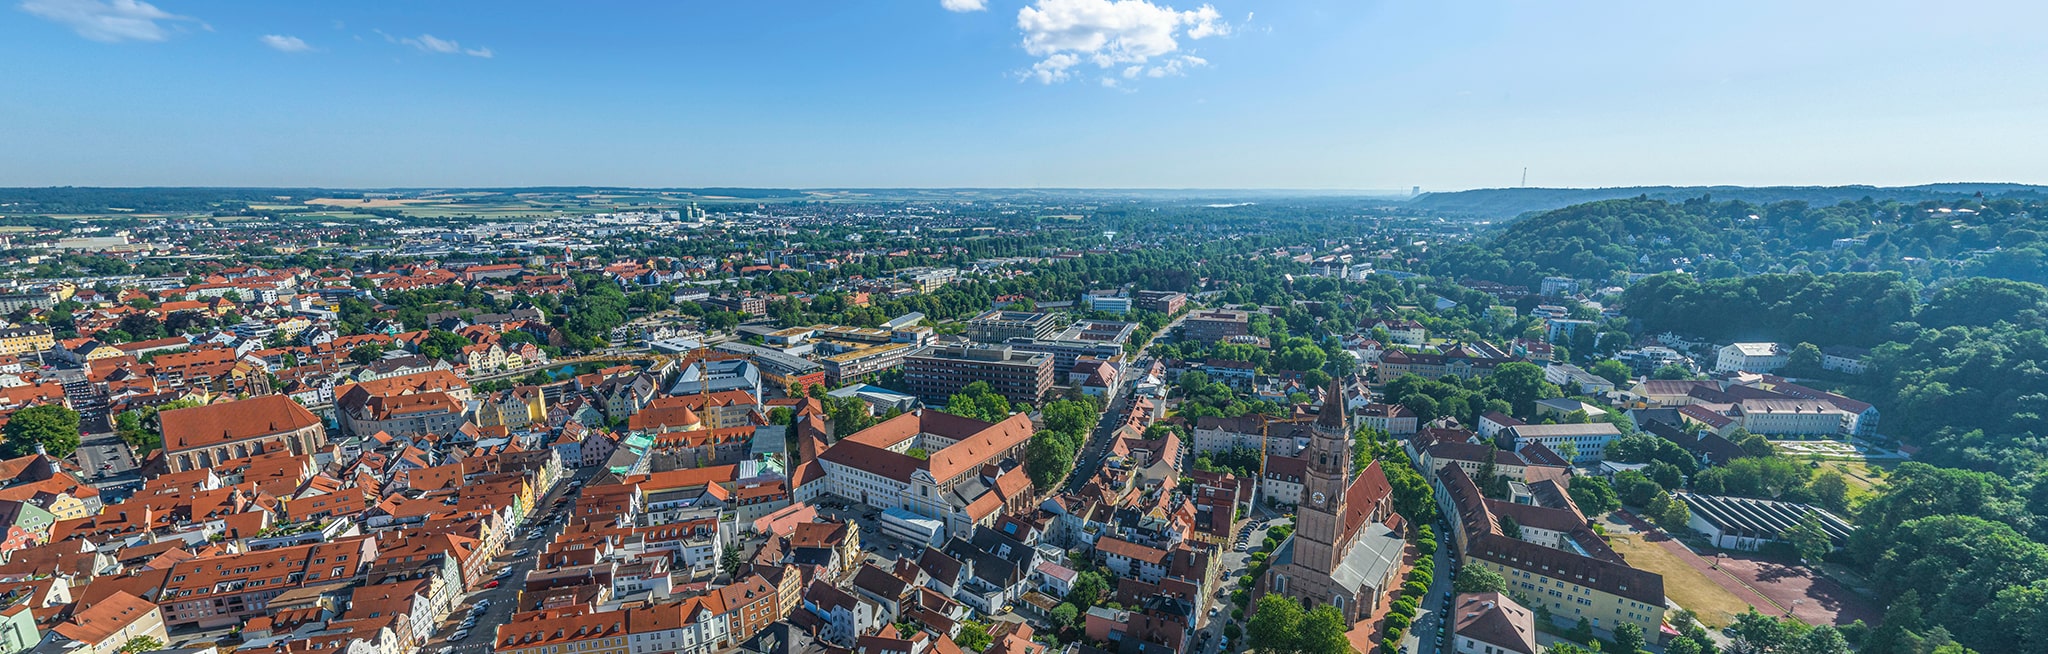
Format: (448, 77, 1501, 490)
(1426, 195, 2048, 286)
(1409, 183, 2048, 220)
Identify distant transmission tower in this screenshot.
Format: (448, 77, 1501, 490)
(1521, 167, 1528, 187)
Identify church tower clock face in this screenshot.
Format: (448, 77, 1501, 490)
(1312, 491, 1327, 506)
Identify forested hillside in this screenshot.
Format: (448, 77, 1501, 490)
(1425, 195, 2048, 287)
(1446, 195, 2048, 651)
(1622, 272, 2047, 477)
(1409, 183, 2048, 219)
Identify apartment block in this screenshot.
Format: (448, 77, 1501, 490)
(964, 310, 1058, 344)
(1182, 310, 1249, 344)
(903, 344, 1054, 407)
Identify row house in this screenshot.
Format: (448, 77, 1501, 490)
(159, 537, 378, 628)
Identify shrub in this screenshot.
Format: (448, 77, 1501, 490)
(1402, 580, 1429, 597)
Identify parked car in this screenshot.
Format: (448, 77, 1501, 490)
(450, 630, 470, 642)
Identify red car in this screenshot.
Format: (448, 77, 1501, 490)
(483, 580, 500, 589)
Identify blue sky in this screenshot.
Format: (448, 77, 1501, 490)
(4, 0, 2047, 189)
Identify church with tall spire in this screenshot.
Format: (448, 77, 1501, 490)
(1257, 377, 1409, 623)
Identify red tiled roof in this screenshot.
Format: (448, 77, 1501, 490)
(160, 395, 320, 453)
(52, 591, 158, 645)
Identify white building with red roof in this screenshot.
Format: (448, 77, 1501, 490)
(814, 409, 1036, 540)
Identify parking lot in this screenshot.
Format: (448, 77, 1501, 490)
(811, 499, 932, 567)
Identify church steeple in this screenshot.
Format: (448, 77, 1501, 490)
(1316, 377, 1348, 431)
(1291, 377, 1354, 571)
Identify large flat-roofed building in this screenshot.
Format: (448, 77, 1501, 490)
(714, 342, 827, 389)
(1182, 310, 1249, 343)
(705, 294, 767, 317)
(821, 342, 919, 386)
(0, 293, 55, 314)
(1082, 293, 1131, 314)
(903, 344, 1053, 406)
(1133, 290, 1187, 314)
(899, 267, 960, 293)
(161, 394, 327, 472)
(965, 310, 1058, 343)
(1054, 319, 1138, 345)
(1002, 337, 1124, 374)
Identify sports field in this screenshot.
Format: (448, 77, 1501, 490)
(1606, 530, 1752, 628)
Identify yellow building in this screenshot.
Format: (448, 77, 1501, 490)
(476, 386, 548, 430)
(0, 326, 53, 356)
(1437, 464, 1666, 636)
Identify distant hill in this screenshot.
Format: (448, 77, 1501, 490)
(1408, 183, 2048, 220)
(1419, 193, 2048, 286)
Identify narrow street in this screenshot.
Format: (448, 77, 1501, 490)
(425, 465, 601, 654)
(1060, 370, 1145, 494)
(1060, 312, 1185, 494)
(1403, 536, 1452, 654)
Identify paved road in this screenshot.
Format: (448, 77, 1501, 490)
(74, 434, 137, 481)
(1061, 377, 1144, 494)
(426, 465, 600, 654)
(1195, 515, 1289, 653)
(1404, 535, 1453, 654)
(1058, 313, 1184, 494)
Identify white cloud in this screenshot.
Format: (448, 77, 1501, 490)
(259, 34, 312, 53)
(401, 33, 493, 58)
(1147, 54, 1203, 77)
(17, 0, 197, 43)
(1015, 0, 1227, 85)
(940, 0, 986, 12)
(403, 33, 458, 53)
(1027, 52, 1081, 84)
